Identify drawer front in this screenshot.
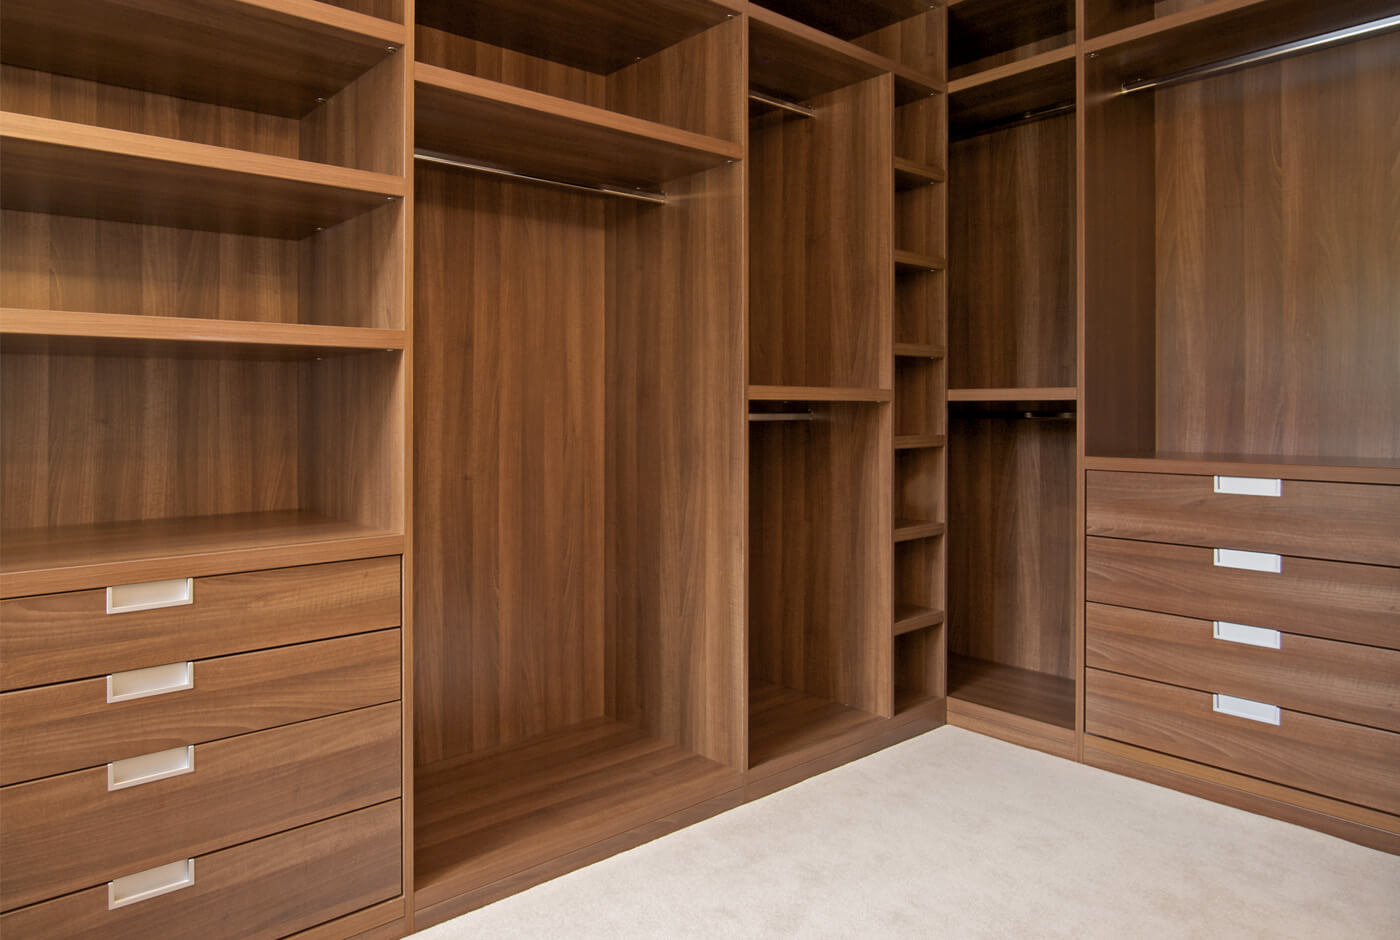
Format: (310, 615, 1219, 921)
(0, 702, 400, 911)
(0, 630, 401, 785)
(1086, 537, 1399, 648)
(0, 556, 401, 690)
(1087, 471, 1400, 566)
(1086, 604, 1400, 732)
(0, 800, 400, 940)
(1086, 669, 1400, 815)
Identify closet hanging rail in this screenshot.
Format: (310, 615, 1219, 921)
(1119, 13, 1400, 95)
(413, 150, 669, 205)
(748, 91, 817, 118)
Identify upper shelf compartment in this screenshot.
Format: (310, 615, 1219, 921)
(0, 0, 407, 118)
(948, 0, 1075, 81)
(756, 1, 931, 41)
(949, 48, 1075, 138)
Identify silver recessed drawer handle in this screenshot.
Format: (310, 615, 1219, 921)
(1213, 476, 1282, 497)
(1213, 693, 1281, 726)
(108, 746, 194, 791)
(107, 662, 194, 703)
(108, 859, 195, 910)
(1213, 548, 1281, 573)
(106, 578, 193, 614)
(1213, 621, 1282, 649)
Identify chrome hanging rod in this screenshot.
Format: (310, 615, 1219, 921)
(749, 412, 816, 423)
(414, 150, 668, 205)
(748, 91, 817, 118)
(1120, 13, 1400, 95)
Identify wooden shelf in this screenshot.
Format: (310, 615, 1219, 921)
(0, 113, 406, 238)
(413, 718, 740, 909)
(894, 157, 946, 189)
(415, 66, 742, 191)
(894, 518, 946, 543)
(748, 5, 943, 106)
(757, 1, 933, 42)
(948, 654, 1075, 730)
(950, 48, 1076, 138)
(894, 433, 947, 450)
(748, 680, 885, 773)
(894, 604, 946, 636)
(894, 342, 946, 359)
(0, 511, 403, 598)
(948, 0, 1075, 78)
(0, 0, 406, 118)
(0, 310, 404, 360)
(748, 385, 893, 403)
(1084, 453, 1400, 487)
(894, 250, 946, 272)
(949, 387, 1077, 402)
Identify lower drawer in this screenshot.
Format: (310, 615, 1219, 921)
(1086, 604, 1400, 732)
(1086, 669, 1400, 815)
(0, 703, 400, 911)
(0, 800, 401, 940)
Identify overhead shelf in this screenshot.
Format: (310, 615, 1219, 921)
(894, 157, 946, 189)
(415, 66, 743, 191)
(948, 0, 1075, 79)
(0, 113, 406, 238)
(950, 47, 1076, 138)
(756, 0, 932, 42)
(0, 310, 405, 360)
(748, 385, 893, 403)
(0, 0, 406, 117)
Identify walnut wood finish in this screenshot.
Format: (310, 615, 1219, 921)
(894, 626, 946, 711)
(1085, 537, 1400, 649)
(0, 703, 400, 911)
(0, 557, 401, 690)
(1084, 455, 1400, 487)
(0, 630, 401, 784)
(948, 654, 1076, 729)
(0, 801, 401, 940)
(948, 51, 1075, 136)
(607, 16, 744, 143)
(747, 680, 885, 773)
(1086, 472, 1400, 566)
(749, 76, 894, 389)
(1086, 669, 1400, 815)
(947, 0, 1074, 73)
(415, 25, 607, 107)
(757, 0, 932, 41)
(1086, 604, 1400, 732)
(852, 9, 945, 79)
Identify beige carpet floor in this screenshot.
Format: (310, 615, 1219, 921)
(418, 727, 1400, 939)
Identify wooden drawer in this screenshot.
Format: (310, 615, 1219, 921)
(1086, 537, 1399, 649)
(0, 702, 399, 911)
(0, 800, 400, 940)
(0, 556, 401, 691)
(1086, 669, 1400, 815)
(1086, 604, 1400, 732)
(1087, 471, 1400, 566)
(0, 630, 401, 785)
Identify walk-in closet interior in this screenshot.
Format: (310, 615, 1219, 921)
(0, 1, 1394, 937)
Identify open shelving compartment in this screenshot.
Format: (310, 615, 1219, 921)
(1083, 0, 1400, 480)
(947, 0, 1075, 81)
(409, 1, 748, 920)
(0, 0, 409, 598)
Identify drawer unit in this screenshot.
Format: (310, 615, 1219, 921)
(0, 702, 400, 911)
(1086, 472, 1400, 566)
(0, 630, 401, 785)
(0, 556, 402, 691)
(1086, 604, 1400, 732)
(1086, 669, 1400, 815)
(1086, 537, 1399, 649)
(0, 800, 401, 940)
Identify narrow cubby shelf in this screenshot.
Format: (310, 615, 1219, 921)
(947, 654, 1076, 731)
(0, 511, 403, 599)
(415, 66, 743, 190)
(894, 519, 946, 543)
(948, 0, 1075, 82)
(0, 310, 405, 359)
(895, 433, 947, 450)
(747, 680, 884, 773)
(748, 385, 893, 403)
(894, 250, 946, 272)
(894, 157, 946, 189)
(894, 342, 946, 359)
(894, 604, 945, 636)
(0, 0, 407, 117)
(949, 387, 1077, 402)
(0, 113, 406, 237)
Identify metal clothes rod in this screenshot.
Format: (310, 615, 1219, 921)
(748, 91, 817, 118)
(413, 150, 668, 205)
(1120, 13, 1400, 95)
(749, 412, 816, 422)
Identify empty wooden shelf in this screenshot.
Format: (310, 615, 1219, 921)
(894, 604, 946, 636)
(894, 157, 947, 189)
(747, 681, 885, 773)
(948, 654, 1076, 730)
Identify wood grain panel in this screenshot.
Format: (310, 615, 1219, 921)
(608, 17, 743, 143)
(894, 357, 944, 436)
(758, 0, 931, 41)
(949, 112, 1075, 389)
(948, 416, 1076, 677)
(852, 9, 944, 79)
(0, 556, 401, 690)
(300, 53, 405, 175)
(0, 630, 401, 784)
(606, 163, 747, 767)
(1153, 34, 1400, 462)
(413, 166, 605, 765)
(1086, 604, 1400, 732)
(1086, 471, 1400, 566)
(1085, 536, 1400, 649)
(0, 801, 400, 940)
(0, 703, 400, 910)
(749, 76, 893, 388)
(947, 0, 1075, 71)
(1086, 669, 1400, 814)
(896, 448, 946, 524)
(746, 680, 886, 772)
(415, 25, 606, 107)
(948, 653, 1076, 729)
(748, 403, 892, 718)
(894, 625, 945, 711)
